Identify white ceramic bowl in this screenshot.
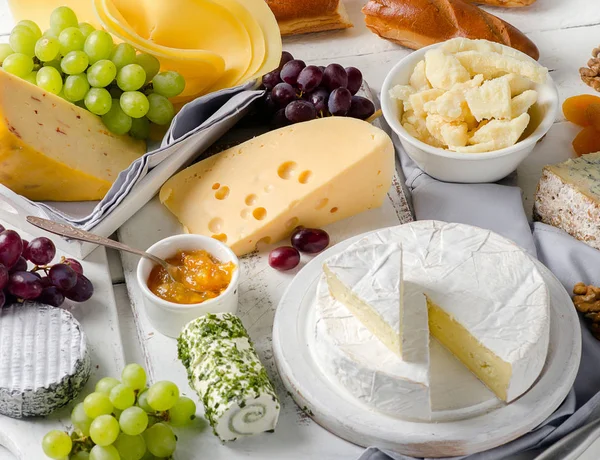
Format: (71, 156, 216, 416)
(136, 234, 240, 338)
(380, 42, 559, 183)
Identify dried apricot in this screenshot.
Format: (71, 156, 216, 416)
(572, 126, 600, 156)
(585, 103, 600, 131)
(563, 94, 600, 126)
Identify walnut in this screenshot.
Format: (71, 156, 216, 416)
(574, 283, 600, 340)
(580, 47, 600, 92)
(573, 282, 600, 313)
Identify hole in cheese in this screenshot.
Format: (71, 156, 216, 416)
(240, 209, 250, 219)
(298, 170, 312, 184)
(315, 198, 329, 210)
(285, 217, 299, 229)
(208, 217, 224, 233)
(215, 186, 230, 200)
(212, 183, 220, 190)
(245, 194, 258, 206)
(264, 184, 274, 193)
(277, 161, 298, 180)
(257, 236, 272, 247)
(253, 207, 267, 220)
(330, 207, 339, 214)
(212, 233, 228, 243)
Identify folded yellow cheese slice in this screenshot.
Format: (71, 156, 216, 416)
(160, 117, 395, 256)
(94, 0, 227, 101)
(0, 72, 144, 202)
(205, 0, 282, 92)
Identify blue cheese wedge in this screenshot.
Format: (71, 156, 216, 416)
(0, 302, 91, 418)
(534, 152, 600, 250)
(178, 313, 280, 441)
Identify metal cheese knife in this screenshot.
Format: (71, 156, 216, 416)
(533, 418, 600, 460)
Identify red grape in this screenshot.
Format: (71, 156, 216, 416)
(279, 51, 294, 69)
(328, 87, 352, 116)
(271, 109, 289, 128)
(271, 82, 296, 107)
(262, 70, 281, 90)
(285, 100, 317, 123)
(25, 237, 56, 265)
(21, 239, 29, 255)
(38, 286, 65, 308)
(280, 60, 306, 86)
(0, 230, 23, 269)
(40, 276, 53, 288)
(0, 291, 4, 309)
(291, 228, 330, 254)
(49, 264, 78, 291)
(269, 247, 300, 271)
(345, 67, 363, 95)
(0, 224, 5, 233)
(64, 258, 84, 275)
(309, 89, 329, 114)
(0, 264, 8, 290)
(322, 64, 348, 91)
(64, 274, 94, 302)
(9, 257, 28, 273)
(348, 96, 375, 120)
(8, 271, 43, 300)
(297, 66, 323, 93)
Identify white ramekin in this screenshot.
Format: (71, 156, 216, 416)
(380, 41, 559, 183)
(136, 234, 240, 338)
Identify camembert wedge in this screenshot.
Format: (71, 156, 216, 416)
(323, 243, 412, 359)
(0, 72, 144, 202)
(160, 117, 394, 256)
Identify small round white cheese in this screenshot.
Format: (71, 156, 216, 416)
(0, 302, 91, 418)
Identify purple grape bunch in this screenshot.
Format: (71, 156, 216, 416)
(259, 52, 375, 126)
(0, 224, 93, 309)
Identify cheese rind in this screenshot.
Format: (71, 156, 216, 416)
(0, 72, 144, 201)
(160, 117, 394, 256)
(314, 275, 431, 420)
(0, 303, 91, 418)
(534, 152, 600, 250)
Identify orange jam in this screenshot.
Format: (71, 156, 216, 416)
(147, 250, 236, 305)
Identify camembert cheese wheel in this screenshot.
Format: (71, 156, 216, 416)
(316, 221, 549, 414)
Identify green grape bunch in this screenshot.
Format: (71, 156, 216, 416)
(42, 363, 197, 459)
(1, 6, 187, 142)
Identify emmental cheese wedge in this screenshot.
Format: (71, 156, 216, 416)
(0, 72, 144, 202)
(160, 117, 395, 256)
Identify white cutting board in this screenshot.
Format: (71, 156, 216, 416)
(0, 221, 126, 459)
(273, 229, 581, 458)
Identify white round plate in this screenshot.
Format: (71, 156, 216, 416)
(273, 227, 581, 458)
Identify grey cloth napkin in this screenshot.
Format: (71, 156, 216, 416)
(2, 83, 264, 230)
(358, 143, 600, 460)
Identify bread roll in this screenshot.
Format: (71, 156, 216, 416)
(362, 0, 539, 60)
(467, 0, 537, 7)
(266, 0, 353, 36)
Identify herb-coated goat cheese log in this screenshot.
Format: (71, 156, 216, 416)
(178, 313, 280, 441)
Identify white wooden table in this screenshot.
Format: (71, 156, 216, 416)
(1, 0, 599, 458)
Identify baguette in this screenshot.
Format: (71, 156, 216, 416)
(466, 0, 537, 7)
(362, 0, 539, 60)
(266, 0, 353, 36)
